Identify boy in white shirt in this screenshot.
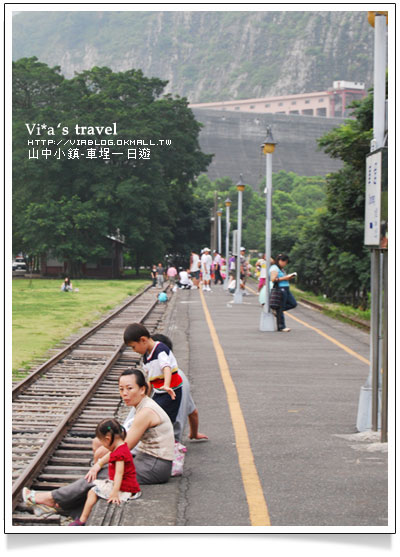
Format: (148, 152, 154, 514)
(200, 247, 212, 291)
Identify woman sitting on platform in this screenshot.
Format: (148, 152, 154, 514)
(22, 369, 175, 519)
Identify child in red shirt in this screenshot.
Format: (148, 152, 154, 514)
(69, 418, 141, 526)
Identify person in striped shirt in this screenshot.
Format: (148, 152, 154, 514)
(124, 323, 183, 423)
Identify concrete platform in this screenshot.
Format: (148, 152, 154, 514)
(109, 283, 389, 530)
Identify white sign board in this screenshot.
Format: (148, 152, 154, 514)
(364, 151, 382, 247)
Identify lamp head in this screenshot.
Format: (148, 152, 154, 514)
(261, 125, 277, 154)
(236, 174, 245, 192)
(368, 11, 388, 26)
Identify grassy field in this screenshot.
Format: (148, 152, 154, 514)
(12, 278, 149, 377)
(291, 285, 370, 326)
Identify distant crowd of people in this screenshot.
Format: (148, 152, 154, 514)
(151, 246, 297, 332)
(150, 247, 252, 294)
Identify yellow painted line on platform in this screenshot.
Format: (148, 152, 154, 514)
(199, 288, 271, 527)
(246, 284, 369, 366)
(286, 313, 370, 365)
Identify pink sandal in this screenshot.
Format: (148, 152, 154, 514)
(69, 519, 86, 526)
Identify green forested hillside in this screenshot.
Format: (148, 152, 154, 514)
(12, 10, 373, 102)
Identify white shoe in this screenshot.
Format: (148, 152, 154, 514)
(207, 286, 212, 292)
(202, 286, 207, 291)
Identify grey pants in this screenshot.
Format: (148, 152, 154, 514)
(52, 453, 172, 518)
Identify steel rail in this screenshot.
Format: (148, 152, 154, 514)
(12, 290, 163, 511)
(12, 284, 153, 399)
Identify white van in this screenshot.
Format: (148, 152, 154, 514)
(12, 260, 27, 271)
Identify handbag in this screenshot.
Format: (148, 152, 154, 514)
(269, 282, 283, 310)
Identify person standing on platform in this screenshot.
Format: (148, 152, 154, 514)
(150, 265, 157, 287)
(256, 254, 267, 292)
(189, 250, 200, 288)
(166, 265, 178, 287)
(200, 248, 212, 292)
(213, 251, 224, 285)
(156, 263, 165, 288)
(229, 254, 236, 280)
(220, 256, 227, 281)
(269, 253, 297, 332)
(239, 247, 248, 293)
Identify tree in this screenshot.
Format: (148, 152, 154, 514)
(12, 58, 212, 273)
(191, 171, 326, 259)
(23, 196, 109, 276)
(290, 92, 373, 307)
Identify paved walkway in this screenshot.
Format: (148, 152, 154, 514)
(122, 282, 389, 530)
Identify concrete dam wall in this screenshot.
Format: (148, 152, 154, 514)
(191, 109, 344, 188)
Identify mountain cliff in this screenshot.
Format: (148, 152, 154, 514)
(12, 10, 374, 103)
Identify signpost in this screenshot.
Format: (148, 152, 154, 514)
(357, 12, 388, 436)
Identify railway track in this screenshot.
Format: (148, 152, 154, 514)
(11, 284, 171, 525)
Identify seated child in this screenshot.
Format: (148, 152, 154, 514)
(69, 418, 141, 526)
(123, 323, 183, 423)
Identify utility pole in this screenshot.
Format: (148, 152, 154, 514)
(357, 12, 388, 433)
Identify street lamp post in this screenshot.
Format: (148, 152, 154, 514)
(260, 126, 277, 331)
(217, 208, 223, 254)
(209, 216, 215, 252)
(233, 175, 245, 304)
(223, 198, 231, 290)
